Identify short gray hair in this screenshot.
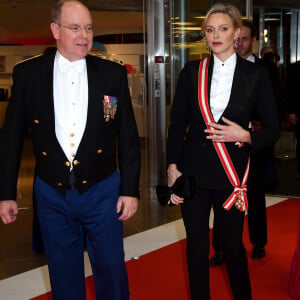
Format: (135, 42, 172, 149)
(51, 0, 87, 23)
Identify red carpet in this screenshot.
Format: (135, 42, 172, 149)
(32, 199, 300, 300)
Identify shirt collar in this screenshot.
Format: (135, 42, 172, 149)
(246, 54, 255, 63)
(213, 52, 237, 71)
(57, 51, 86, 74)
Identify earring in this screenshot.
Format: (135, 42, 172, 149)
(233, 39, 238, 49)
(206, 42, 209, 50)
(204, 38, 209, 50)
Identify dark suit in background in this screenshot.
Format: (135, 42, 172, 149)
(167, 55, 279, 299)
(286, 61, 300, 176)
(247, 54, 280, 256)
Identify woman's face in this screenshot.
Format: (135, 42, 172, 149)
(204, 12, 240, 61)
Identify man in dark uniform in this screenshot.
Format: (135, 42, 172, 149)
(0, 1, 140, 299)
(286, 60, 300, 178)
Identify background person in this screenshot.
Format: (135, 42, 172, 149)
(0, 1, 141, 299)
(167, 3, 279, 300)
(260, 46, 273, 58)
(286, 60, 300, 179)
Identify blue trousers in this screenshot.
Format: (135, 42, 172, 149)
(34, 171, 129, 300)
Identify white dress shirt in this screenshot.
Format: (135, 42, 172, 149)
(53, 51, 88, 168)
(210, 53, 237, 122)
(245, 53, 255, 128)
(246, 54, 255, 63)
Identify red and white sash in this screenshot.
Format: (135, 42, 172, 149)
(198, 57, 250, 212)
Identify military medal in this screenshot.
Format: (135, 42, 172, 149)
(103, 95, 118, 122)
(234, 192, 245, 210)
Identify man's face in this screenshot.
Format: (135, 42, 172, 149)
(236, 26, 255, 59)
(50, 1, 93, 61)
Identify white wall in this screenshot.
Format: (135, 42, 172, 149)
(0, 44, 147, 136)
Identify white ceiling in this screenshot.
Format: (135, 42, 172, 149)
(253, 0, 300, 10)
(0, 0, 299, 45)
(0, 1, 144, 45)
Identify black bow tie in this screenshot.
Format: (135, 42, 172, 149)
(156, 175, 196, 207)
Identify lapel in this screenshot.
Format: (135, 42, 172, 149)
(40, 54, 105, 135)
(254, 54, 261, 64)
(198, 55, 255, 124)
(207, 55, 214, 101)
(218, 55, 253, 123)
(39, 52, 56, 131)
(194, 56, 214, 116)
(83, 55, 105, 135)
(37, 54, 106, 154)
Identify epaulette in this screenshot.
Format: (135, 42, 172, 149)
(14, 53, 43, 66)
(89, 52, 124, 65)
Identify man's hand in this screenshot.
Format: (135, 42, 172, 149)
(117, 196, 138, 221)
(0, 200, 18, 224)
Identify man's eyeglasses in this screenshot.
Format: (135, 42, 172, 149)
(57, 24, 93, 34)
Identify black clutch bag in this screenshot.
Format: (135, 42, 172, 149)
(156, 175, 196, 207)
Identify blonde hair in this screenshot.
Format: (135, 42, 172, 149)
(202, 3, 242, 30)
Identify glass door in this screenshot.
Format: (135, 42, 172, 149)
(93, 1, 148, 185)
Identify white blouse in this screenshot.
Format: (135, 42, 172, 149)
(210, 53, 237, 122)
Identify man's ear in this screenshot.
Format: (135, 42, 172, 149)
(50, 22, 60, 40)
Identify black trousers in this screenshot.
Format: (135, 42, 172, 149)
(212, 150, 269, 251)
(247, 151, 268, 247)
(181, 188, 252, 300)
(295, 122, 300, 174)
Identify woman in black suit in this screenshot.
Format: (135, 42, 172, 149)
(167, 3, 279, 300)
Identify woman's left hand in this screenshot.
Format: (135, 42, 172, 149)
(204, 117, 251, 145)
(167, 165, 184, 205)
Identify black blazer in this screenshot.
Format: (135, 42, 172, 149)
(286, 60, 300, 117)
(0, 52, 140, 199)
(167, 55, 279, 191)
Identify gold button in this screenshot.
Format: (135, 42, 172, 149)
(70, 143, 75, 147)
(57, 182, 63, 186)
(65, 161, 71, 167)
(73, 160, 79, 166)
(97, 149, 103, 154)
(82, 180, 87, 184)
(34, 119, 40, 124)
(42, 151, 47, 156)
(70, 133, 74, 137)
